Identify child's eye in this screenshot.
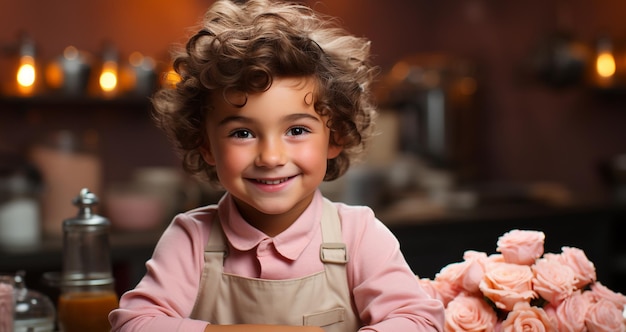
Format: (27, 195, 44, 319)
(229, 129, 253, 139)
(287, 126, 310, 136)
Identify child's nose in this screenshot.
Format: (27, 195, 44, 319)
(255, 138, 286, 167)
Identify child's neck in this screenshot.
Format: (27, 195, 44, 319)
(233, 195, 314, 237)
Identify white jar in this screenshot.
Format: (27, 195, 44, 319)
(0, 174, 40, 248)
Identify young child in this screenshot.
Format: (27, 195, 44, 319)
(109, 0, 444, 331)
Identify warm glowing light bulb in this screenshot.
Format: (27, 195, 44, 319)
(163, 69, 181, 88)
(17, 56, 36, 88)
(596, 52, 616, 78)
(100, 71, 117, 91)
(99, 60, 118, 93)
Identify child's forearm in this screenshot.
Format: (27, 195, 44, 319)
(204, 325, 324, 332)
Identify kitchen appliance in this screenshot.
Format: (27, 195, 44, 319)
(377, 54, 480, 185)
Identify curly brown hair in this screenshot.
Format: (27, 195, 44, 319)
(152, 0, 378, 184)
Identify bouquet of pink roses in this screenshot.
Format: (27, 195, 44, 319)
(418, 229, 626, 332)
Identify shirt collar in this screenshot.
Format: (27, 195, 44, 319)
(217, 190, 323, 261)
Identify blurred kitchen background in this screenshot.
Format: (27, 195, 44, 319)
(1, 0, 626, 299)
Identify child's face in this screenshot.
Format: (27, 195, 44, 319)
(201, 76, 342, 230)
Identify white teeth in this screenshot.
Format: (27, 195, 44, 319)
(257, 178, 287, 185)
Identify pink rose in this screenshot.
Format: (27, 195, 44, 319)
(487, 254, 505, 264)
(435, 251, 487, 295)
(557, 247, 596, 289)
(584, 299, 626, 332)
(463, 251, 489, 271)
(589, 282, 626, 310)
(500, 302, 556, 332)
(464, 250, 489, 262)
(531, 257, 577, 305)
(541, 304, 559, 331)
(444, 293, 498, 332)
(553, 290, 592, 332)
(417, 277, 444, 303)
(496, 229, 545, 265)
(428, 279, 462, 307)
(479, 262, 536, 311)
(582, 289, 595, 303)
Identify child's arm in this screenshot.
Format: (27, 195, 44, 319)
(204, 325, 323, 332)
(345, 208, 445, 331)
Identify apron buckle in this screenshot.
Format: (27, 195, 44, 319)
(320, 242, 348, 264)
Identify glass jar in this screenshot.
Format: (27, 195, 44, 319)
(13, 271, 55, 332)
(57, 188, 118, 332)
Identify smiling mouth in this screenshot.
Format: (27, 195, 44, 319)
(254, 176, 294, 185)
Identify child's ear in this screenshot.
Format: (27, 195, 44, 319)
(327, 144, 343, 160)
(200, 145, 217, 166)
(327, 132, 343, 159)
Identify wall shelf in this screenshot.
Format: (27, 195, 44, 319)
(0, 94, 152, 110)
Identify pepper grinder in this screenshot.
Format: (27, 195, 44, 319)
(57, 188, 118, 332)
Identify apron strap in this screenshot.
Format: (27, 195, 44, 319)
(205, 218, 228, 255)
(189, 219, 226, 318)
(319, 198, 348, 264)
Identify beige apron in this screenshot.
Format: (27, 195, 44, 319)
(190, 199, 361, 331)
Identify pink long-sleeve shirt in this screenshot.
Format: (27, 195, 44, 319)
(109, 190, 444, 331)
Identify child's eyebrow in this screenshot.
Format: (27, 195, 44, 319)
(217, 115, 250, 127)
(283, 113, 321, 123)
(217, 113, 321, 127)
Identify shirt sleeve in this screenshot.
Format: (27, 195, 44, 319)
(109, 211, 213, 332)
(339, 205, 445, 332)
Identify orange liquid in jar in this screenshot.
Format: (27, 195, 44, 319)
(57, 291, 118, 332)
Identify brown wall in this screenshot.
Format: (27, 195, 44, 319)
(2, 0, 625, 200)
